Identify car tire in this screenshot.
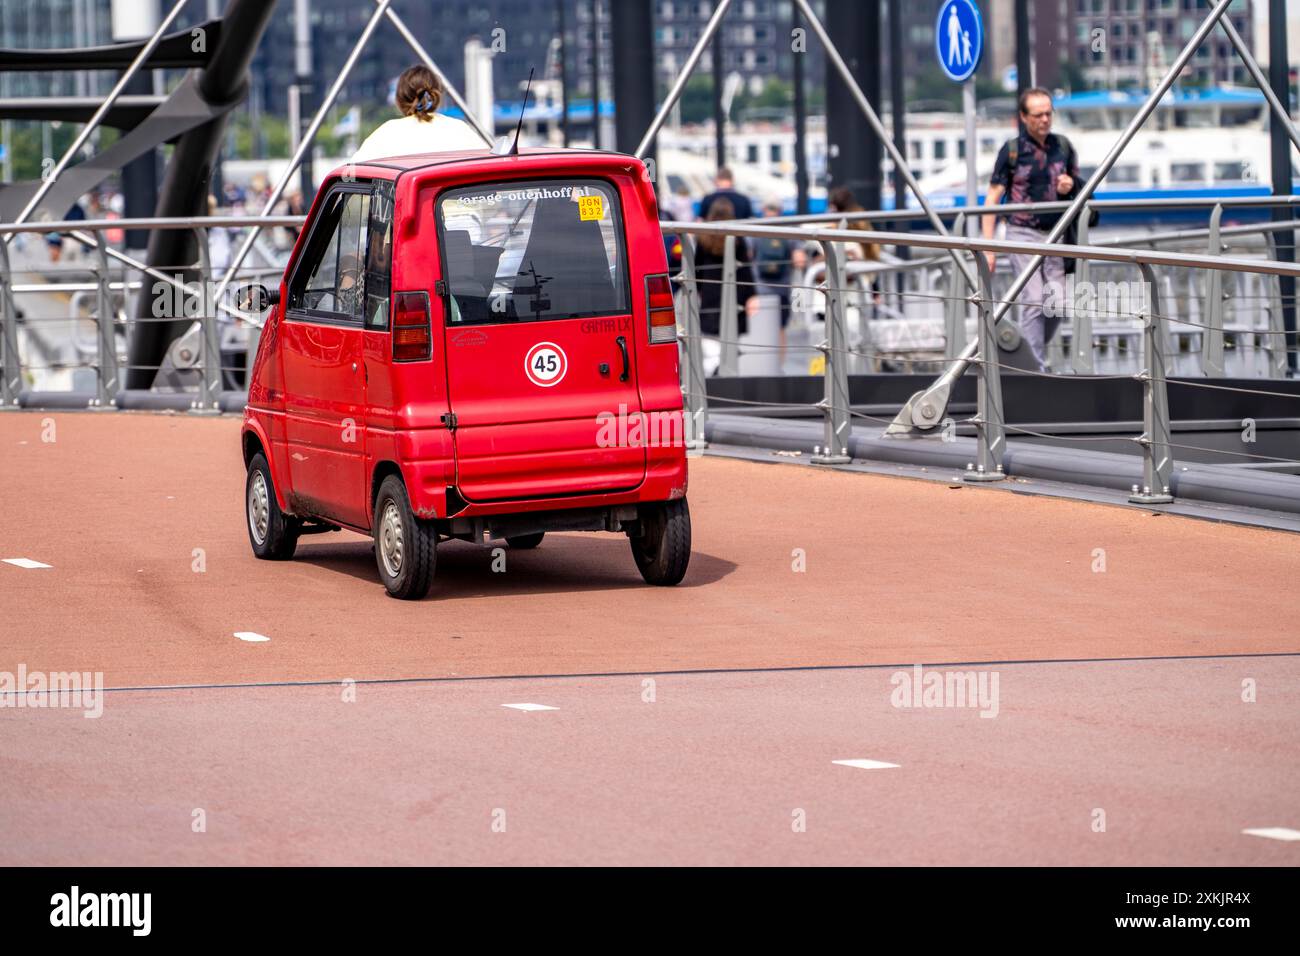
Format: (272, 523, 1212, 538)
(246, 452, 300, 560)
(373, 474, 436, 600)
(505, 532, 544, 549)
(630, 498, 691, 586)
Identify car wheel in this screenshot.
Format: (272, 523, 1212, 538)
(505, 532, 544, 549)
(374, 474, 436, 600)
(246, 452, 300, 560)
(630, 498, 691, 586)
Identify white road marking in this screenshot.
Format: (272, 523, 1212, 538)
(502, 703, 558, 711)
(1242, 827, 1300, 842)
(3, 558, 52, 569)
(234, 631, 271, 643)
(833, 759, 900, 770)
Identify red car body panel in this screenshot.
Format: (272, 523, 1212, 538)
(242, 148, 687, 534)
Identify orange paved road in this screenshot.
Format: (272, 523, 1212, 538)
(1, 410, 1297, 689)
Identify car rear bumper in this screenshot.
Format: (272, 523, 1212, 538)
(401, 437, 687, 519)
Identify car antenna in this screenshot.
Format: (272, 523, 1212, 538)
(492, 67, 534, 157)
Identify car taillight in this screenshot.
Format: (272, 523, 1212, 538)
(645, 273, 676, 344)
(393, 290, 431, 362)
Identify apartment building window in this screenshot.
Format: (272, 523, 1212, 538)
(770, 143, 782, 163)
(934, 140, 947, 161)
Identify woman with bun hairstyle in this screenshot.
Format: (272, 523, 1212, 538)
(351, 65, 485, 162)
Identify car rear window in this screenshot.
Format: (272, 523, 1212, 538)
(435, 178, 628, 324)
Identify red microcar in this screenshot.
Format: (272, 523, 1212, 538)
(240, 148, 690, 599)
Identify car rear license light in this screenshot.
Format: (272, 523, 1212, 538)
(393, 290, 431, 361)
(645, 273, 676, 344)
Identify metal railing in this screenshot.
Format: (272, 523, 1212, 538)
(715, 195, 1300, 378)
(0, 215, 303, 413)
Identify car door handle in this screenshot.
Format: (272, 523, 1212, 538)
(615, 336, 629, 382)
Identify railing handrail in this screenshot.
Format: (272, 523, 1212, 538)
(752, 194, 1300, 226)
(0, 215, 307, 235)
(661, 220, 1300, 279)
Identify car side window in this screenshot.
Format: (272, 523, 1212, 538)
(365, 181, 394, 330)
(288, 188, 370, 322)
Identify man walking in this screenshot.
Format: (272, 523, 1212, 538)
(699, 167, 754, 221)
(982, 87, 1080, 371)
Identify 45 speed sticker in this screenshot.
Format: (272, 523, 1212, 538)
(524, 342, 568, 387)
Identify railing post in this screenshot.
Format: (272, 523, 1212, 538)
(192, 227, 222, 414)
(1201, 202, 1226, 376)
(0, 237, 20, 409)
(810, 240, 851, 465)
(90, 234, 118, 409)
(1131, 262, 1174, 504)
(718, 234, 740, 377)
(677, 235, 708, 456)
(1265, 231, 1289, 378)
(245, 322, 261, 393)
(965, 251, 1006, 482)
(944, 215, 967, 360)
(1070, 206, 1095, 373)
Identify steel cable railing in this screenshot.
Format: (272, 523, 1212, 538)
(667, 214, 1300, 502)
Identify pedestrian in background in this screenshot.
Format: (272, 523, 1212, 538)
(982, 86, 1082, 371)
(827, 186, 880, 263)
(753, 200, 795, 332)
(694, 197, 759, 339)
(352, 65, 482, 162)
(699, 167, 753, 221)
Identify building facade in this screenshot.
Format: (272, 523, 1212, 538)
(1070, 0, 1256, 89)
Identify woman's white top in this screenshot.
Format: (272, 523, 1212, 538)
(351, 113, 485, 163)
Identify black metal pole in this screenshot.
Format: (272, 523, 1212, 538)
(611, 0, 655, 174)
(1014, 0, 1031, 94)
(591, 0, 603, 149)
(557, 0, 570, 147)
(120, 69, 157, 255)
(712, 23, 725, 170)
(824, 0, 881, 210)
(792, 3, 809, 215)
(1015, 0, 1031, 102)
(125, 0, 278, 389)
(1269, 0, 1296, 373)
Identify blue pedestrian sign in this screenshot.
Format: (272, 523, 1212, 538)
(936, 0, 983, 83)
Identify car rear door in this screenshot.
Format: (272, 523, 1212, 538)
(279, 183, 371, 528)
(435, 178, 645, 502)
